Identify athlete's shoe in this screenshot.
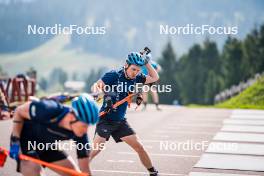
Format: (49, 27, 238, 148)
(149, 170, 159, 176)
(156, 106, 162, 111)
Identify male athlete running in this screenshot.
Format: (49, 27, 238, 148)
(9, 93, 99, 176)
(90, 51, 159, 176)
(141, 60, 162, 111)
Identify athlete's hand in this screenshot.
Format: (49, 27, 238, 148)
(9, 135, 20, 160)
(145, 53, 152, 65)
(105, 96, 117, 113)
(105, 96, 113, 113)
(136, 94, 143, 106)
(92, 92, 104, 102)
(0, 110, 11, 120)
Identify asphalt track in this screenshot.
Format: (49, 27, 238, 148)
(1, 104, 264, 176)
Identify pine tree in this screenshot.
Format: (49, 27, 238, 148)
(157, 41, 179, 104)
(222, 36, 244, 88)
(177, 44, 203, 104)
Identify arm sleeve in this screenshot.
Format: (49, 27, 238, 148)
(101, 70, 118, 86)
(29, 100, 69, 123)
(136, 73, 146, 84)
(74, 134, 90, 158)
(151, 63, 158, 70)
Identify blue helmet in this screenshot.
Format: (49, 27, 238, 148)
(71, 93, 99, 125)
(126, 52, 145, 66)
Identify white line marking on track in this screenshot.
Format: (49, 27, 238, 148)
(167, 124, 222, 128)
(92, 169, 186, 175)
(107, 159, 135, 163)
(150, 134, 170, 138)
(140, 139, 176, 143)
(144, 145, 153, 149)
(155, 130, 215, 135)
(118, 152, 200, 158)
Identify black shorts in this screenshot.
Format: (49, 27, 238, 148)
(95, 119, 135, 143)
(17, 138, 67, 172)
(146, 81, 158, 87)
(19, 123, 68, 164)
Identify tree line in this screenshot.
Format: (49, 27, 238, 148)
(158, 24, 264, 105)
(1, 23, 263, 105)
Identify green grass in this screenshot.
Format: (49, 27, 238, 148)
(216, 76, 264, 110)
(187, 104, 214, 108)
(186, 76, 264, 110)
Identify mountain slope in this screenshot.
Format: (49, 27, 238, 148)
(0, 34, 120, 77)
(1, 0, 264, 57)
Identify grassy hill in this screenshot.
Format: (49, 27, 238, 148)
(216, 76, 264, 109)
(0, 34, 120, 78)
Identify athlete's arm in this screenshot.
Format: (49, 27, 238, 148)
(78, 157, 91, 174)
(144, 63, 159, 84)
(74, 134, 91, 174)
(91, 79, 105, 94)
(11, 102, 31, 138)
(156, 64, 162, 73)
